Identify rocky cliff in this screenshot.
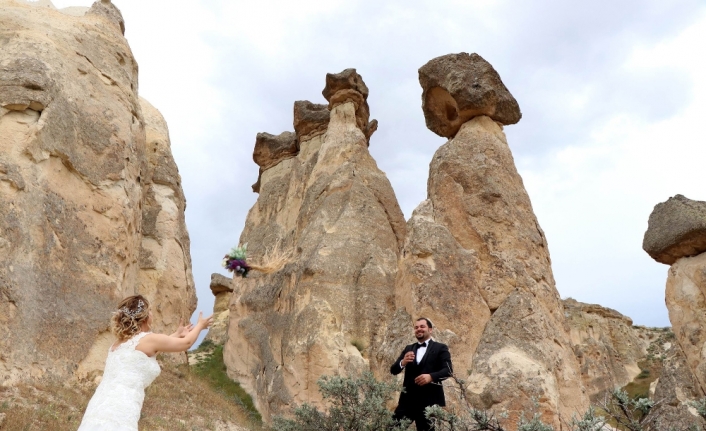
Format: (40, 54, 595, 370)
(224, 69, 406, 420)
(564, 299, 653, 401)
(0, 0, 195, 385)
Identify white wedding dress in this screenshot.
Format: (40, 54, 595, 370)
(77, 332, 161, 431)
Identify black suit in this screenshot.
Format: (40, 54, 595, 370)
(390, 340, 452, 430)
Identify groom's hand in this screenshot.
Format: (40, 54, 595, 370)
(414, 374, 432, 386)
(401, 351, 415, 367)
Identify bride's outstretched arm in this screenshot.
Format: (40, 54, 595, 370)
(138, 312, 213, 356)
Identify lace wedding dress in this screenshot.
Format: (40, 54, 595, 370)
(77, 332, 161, 431)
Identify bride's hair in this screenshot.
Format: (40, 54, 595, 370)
(111, 295, 151, 341)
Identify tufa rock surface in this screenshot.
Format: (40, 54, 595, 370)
(419, 52, 521, 138)
(665, 252, 706, 394)
(643, 194, 706, 265)
(0, 0, 195, 385)
(137, 98, 197, 336)
(204, 273, 234, 345)
(645, 343, 706, 430)
(224, 69, 406, 420)
(563, 298, 648, 401)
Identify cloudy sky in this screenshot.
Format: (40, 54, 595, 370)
(48, 0, 706, 327)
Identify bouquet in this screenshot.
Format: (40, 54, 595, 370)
(222, 244, 251, 277)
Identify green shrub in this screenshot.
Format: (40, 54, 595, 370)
(271, 372, 410, 431)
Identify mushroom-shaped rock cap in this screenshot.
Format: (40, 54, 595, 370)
(419, 52, 521, 138)
(322, 68, 369, 101)
(210, 273, 233, 295)
(643, 194, 706, 265)
(293, 100, 330, 141)
(253, 131, 298, 171)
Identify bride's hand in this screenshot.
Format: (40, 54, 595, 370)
(197, 312, 214, 329)
(174, 319, 194, 338)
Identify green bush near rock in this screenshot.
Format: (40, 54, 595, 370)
(192, 342, 261, 423)
(273, 372, 706, 431)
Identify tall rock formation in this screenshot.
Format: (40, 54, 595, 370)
(0, 0, 195, 385)
(224, 69, 406, 420)
(380, 53, 588, 428)
(644, 194, 706, 396)
(137, 98, 196, 333)
(204, 273, 233, 345)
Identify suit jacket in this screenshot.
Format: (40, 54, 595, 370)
(390, 339, 452, 413)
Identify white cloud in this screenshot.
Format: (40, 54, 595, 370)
(520, 10, 706, 324)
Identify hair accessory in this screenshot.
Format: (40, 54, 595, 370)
(120, 299, 145, 318)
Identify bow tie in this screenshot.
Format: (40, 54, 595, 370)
(417, 342, 427, 348)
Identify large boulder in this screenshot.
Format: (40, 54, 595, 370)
(643, 194, 706, 265)
(418, 52, 521, 138)
(0, 0, 195, 385)
(224, 69, 406, 420)
(563, 298, 648, 401)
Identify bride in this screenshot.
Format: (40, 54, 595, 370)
(77, 295, 213, 431)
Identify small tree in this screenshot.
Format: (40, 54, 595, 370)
(271, 372, 410, 431)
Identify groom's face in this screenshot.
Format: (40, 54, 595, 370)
(414, 320, 432, 341)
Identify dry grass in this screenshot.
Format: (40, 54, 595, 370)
(0, 380, 93, 430)
(0, 356, 260, 431)
(249, 243, 293, 275)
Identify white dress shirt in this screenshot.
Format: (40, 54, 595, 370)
(400, 339, 431, 368)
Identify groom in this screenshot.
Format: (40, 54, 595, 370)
(390, 317, 453, 431)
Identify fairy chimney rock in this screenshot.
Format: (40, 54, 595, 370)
(419, 52, 521, 138)
(253, 131, 298, 171)
(643, 194, 706, 265)
(381, 54, 585, 428)
(210, 273, 233, 295)
(251, 131, 299, 193)
(225, 66, 406, 420)
(205, 273, 233, 345)
(322, 68, 376, 143)
(293, 100, 330, 142)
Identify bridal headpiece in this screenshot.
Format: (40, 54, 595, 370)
(119, 299, 145, 318)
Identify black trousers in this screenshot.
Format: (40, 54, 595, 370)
(393, 408, 432, 431)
